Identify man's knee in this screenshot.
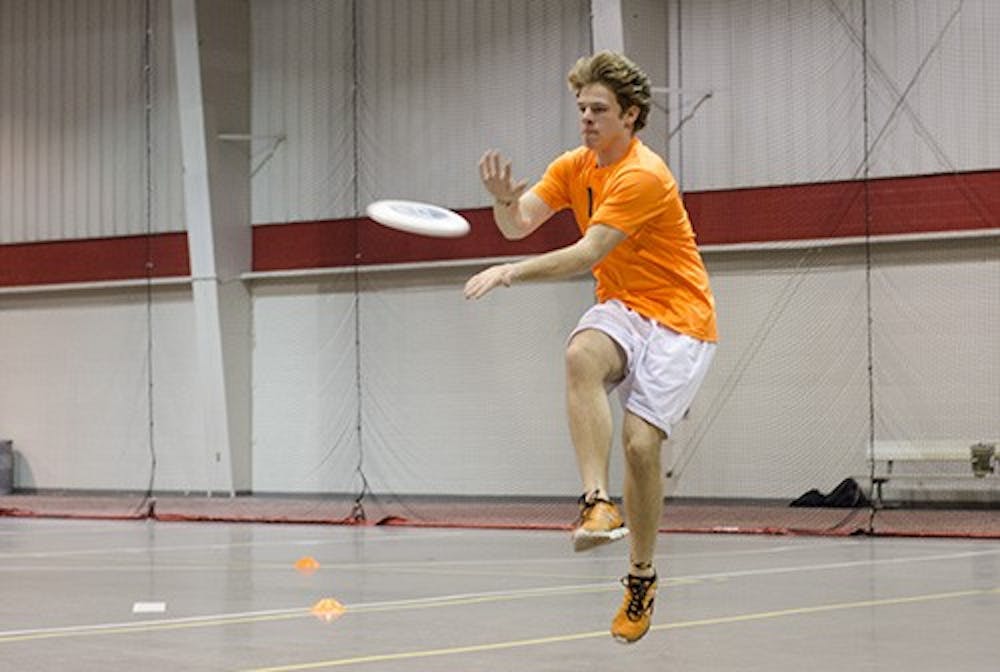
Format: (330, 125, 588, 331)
(623, 415, 664, 471)
(623, 437, 660, 472)
(566, 330, 625, 384)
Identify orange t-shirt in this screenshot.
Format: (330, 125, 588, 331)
(532, 137, 717, 342)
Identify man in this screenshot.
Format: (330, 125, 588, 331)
(464, 51, 717, 644)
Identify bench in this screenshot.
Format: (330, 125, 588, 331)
(867, 439, 998, 506)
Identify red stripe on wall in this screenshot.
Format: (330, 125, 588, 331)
(686, 180, 866, 244)
(687, 170, 999, 245)
(252, 208, 580, 271)
(0, 233, 190, 287)
(868, 170, 999, 236)
(2, 171, 996, 287)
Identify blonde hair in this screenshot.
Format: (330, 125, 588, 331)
(567, 51, 652, 132)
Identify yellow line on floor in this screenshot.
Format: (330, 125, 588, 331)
(0, 612, 307, 643)
(241, 586, 1000, 672)
(0, 582, 618, 644)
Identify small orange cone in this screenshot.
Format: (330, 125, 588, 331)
(294, 556, 320, 575)
(310, 598, 347, 623)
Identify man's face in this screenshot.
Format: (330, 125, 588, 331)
(576, 83, 637, 152)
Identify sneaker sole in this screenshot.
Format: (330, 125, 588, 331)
(611, 629, 649, 645)
(572, 526, 629, 552)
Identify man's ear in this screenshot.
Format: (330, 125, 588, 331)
(623, 105, 639, 129)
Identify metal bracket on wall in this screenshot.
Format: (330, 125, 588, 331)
(217, 133, 287, 177)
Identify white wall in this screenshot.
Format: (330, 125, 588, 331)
(251, 275, 361, 493)
(248, 240, 999, 499)
(869, 241, 1000, 441)
(672, 241, 999, 498)
(251, 270, 607, 497)
(4, 237, 996, 500)
(0, 285, 210, 492)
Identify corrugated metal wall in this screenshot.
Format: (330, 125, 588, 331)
(0, 0, 183, 244)
(5, 0, 995, 239)
(250, 0, 355, 224)
(355, 0, 589, 212)
(672, 0, 1000, 191)
(865, 0, 1000, 176)
(251, 0, 590, 224)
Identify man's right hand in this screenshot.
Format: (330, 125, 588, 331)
(479, 150, 528, 205)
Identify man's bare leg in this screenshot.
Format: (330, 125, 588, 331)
(610, 411, 665, 643)
(566, 329, 629, 550)
(565, 329, 626, 499)
(621, 411, 665, 576)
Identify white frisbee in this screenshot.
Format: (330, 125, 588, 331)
(365, 199, 471, 238)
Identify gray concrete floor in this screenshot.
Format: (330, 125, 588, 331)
(0, 518, 997, 671)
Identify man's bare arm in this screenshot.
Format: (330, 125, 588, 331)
(463, 224, 626, 299)
(479, 150, 553, 239)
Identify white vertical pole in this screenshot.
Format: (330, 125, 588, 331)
(172, 0, 214, 277)
(591, 0, 625, 54)
(667, 0, 683, 178)
(171, 0, 251, 496)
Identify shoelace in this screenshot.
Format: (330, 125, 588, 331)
(577, 493, 612, 511)
(622, 574, 656, 621)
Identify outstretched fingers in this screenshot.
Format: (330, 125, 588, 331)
(479, 150, 525, 202)
(463, 264, 514, 300)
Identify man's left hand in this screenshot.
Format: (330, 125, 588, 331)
(464, 264, 516, 300)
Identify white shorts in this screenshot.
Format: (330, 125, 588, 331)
(569, 300, 716, 437)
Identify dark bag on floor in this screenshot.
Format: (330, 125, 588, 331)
(790, 477, 870, 508)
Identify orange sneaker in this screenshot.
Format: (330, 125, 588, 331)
(611, 573, 657, 644)
(571, 495, 629, 552)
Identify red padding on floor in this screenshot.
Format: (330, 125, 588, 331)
(2, 494, 997, 538)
